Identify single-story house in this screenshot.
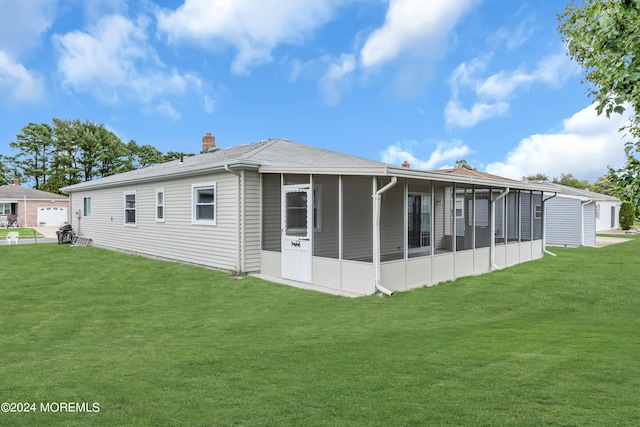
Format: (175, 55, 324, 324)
(62, 135, 555, 296)
(538, 183, 621, 247)
(0, 179, 70, 227)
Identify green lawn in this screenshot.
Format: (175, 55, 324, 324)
(1, 240, 639, 426)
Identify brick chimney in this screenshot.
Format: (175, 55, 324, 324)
(12, 178, 19, 186)
(402, 160, 410, 169)
(202, 132, 217, 153)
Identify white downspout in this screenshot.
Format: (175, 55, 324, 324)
(542, 193, 558, 256)
(581, 199, 594, 246)
(490, 188, 509, 270)
(225, 164, 242, 273)
(373, 176, 397, 296)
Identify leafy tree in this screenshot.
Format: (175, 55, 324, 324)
(9, 122, 53, 189)
(553, 173, 590, 189)
(558, 0, 640, 142)
(523, 173, 549, 181)
(590, 175, 618, 196)
(619, 201, 635, 229)
(0, 155, 10, 186)
(607, 145, 640, 208)
(559, 1, 640, 211)
(454, 159, 476, 170)
(51, 118, 83, 186)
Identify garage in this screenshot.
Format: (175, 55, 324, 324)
(37, 206, 68, 226)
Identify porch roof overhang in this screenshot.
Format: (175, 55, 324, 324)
(258, 164, 555, 192)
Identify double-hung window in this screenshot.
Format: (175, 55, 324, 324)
(124, 192, 136, 226)
(156, 188, 165, 222)
(83, 197, 91, 217)
(534, 204, 542, 220)
(192, 183, 216, 224)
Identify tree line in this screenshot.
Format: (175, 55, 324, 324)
(0, 119, 193, 193)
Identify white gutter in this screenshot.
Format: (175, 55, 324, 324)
(542, 193, 558, 256)
(581, 199, 595, 246)
(225, 164, 243, 273)
(490, 188, 510, 270)
(373, 176, 397, 296)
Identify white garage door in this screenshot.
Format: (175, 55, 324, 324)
(37, 206, 68, 226)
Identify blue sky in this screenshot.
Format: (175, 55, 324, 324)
(0, 0, 631, 182)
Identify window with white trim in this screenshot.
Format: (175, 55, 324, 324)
(455, 197, 464, 219)
(124, 192, 136, 226)
(534, 204, 542, 219)
(0, 203, 12, 215)
(192, 183, 216, 224)
(83, 197, 91, 217)
(155, 188, 165, 222)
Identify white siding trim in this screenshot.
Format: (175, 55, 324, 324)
(155, 188, 165, 223)
(123, 191, 137, 227)
(191, 182, 217, 225)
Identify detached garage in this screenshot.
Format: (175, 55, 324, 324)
(0, 179, 70, 227)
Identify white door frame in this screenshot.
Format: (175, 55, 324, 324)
(281, 184, 312, 283)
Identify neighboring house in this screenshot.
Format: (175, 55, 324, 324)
(62, 134, 554, 296)
(535, 183, 621, 247)
(0, 179, 70, 227)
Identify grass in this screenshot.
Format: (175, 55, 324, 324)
(1, 240, 639, 426)
(0, 228, 44, 238)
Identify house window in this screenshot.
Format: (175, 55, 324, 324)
(0, 203, 11, 215)
(455, 197, 464, 219)
(534, 204, 542, 219)
(124, 192, 136, 226)
(83, 197, 91, 217)
(155, 188, 165, 222)
(192, 183, 216, 224)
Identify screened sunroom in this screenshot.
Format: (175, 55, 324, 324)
(260, 170, 549, 296)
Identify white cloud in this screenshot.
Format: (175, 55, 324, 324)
(0, 51, 45, 104)
(485, 104, 631, 181)
(381, 140, 471, 169)
(319, 54, 355, 105)
(157, 0, 341, 74)
(154, 101, 181, 120)
(444, 100, 509, 128)
(0, 0, 56, 55)
(445, 52, 579, 128)
(360, 0, 475, 68)
(53, 14, 203, 106)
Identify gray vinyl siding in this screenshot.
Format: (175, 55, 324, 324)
(69, 172, 242, 270)
(243, 170, 262, 272)
(583, 202, 596, 246)
(342, 176, 373, 261)
(379, 178, 404, 260)
(313, 175, 339, 259)
(261, 174, 281, 252)
(545, 197, 582, 247)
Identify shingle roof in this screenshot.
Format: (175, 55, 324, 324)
(63, 138, 391, 191)
(0, 185, 69, 201)
(536, 182, 620, 201)
(434, 167, 522, 183)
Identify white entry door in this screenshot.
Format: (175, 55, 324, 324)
(281, 185, 312, 283)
